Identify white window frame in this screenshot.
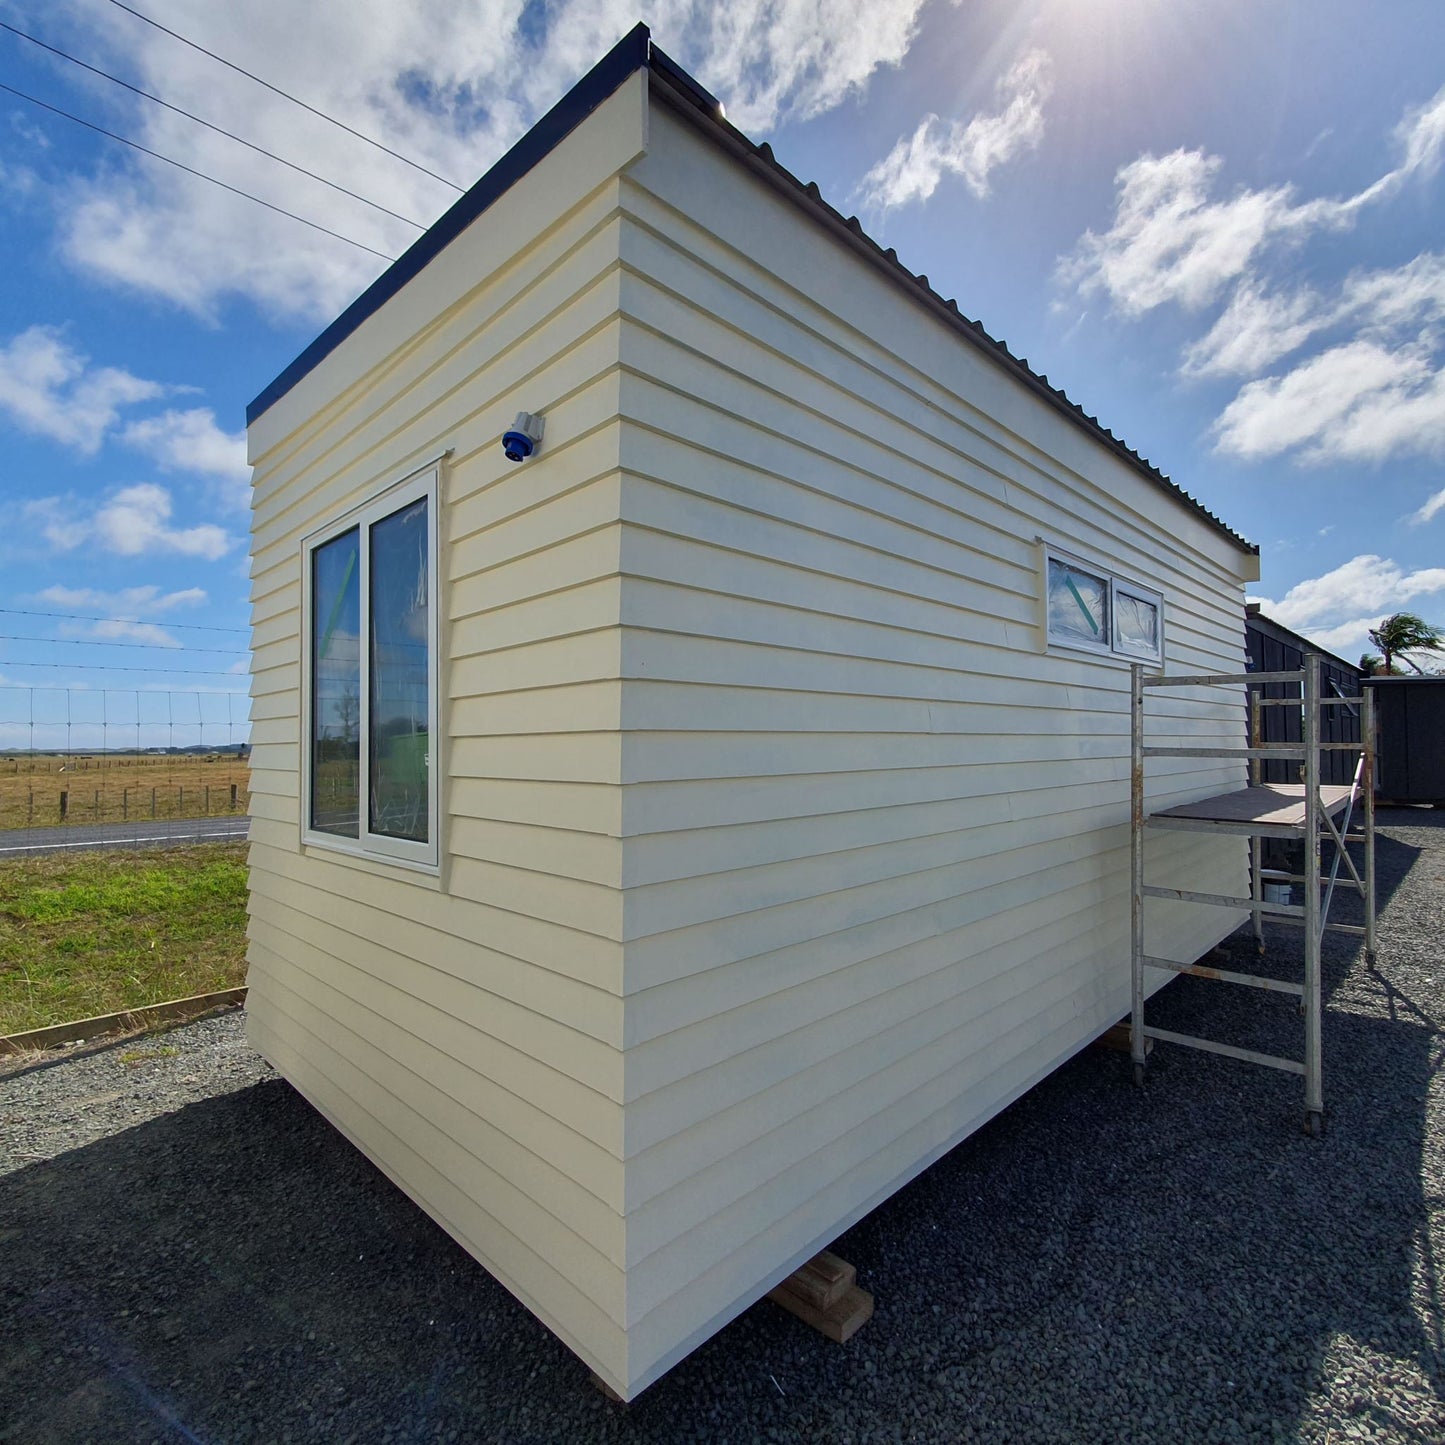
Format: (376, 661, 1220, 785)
(1044, 545, 1164, 666)
(300, 462, 440, 872)
(1110, 576, 1165, 664)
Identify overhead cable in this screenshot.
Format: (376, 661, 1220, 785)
(104, 0, 467, 192)
(0, 658, 247, 676)
(0, 80, 396, 260)
(1, 20, 426, 228)
(0, 633, 246, 656)
(0, 609, 248, 634)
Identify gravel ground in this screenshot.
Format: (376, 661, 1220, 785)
(2, 807, 1442, 1444)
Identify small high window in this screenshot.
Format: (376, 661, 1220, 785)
(302, 464, 439, 869)
(1045, 548, 1163, 665)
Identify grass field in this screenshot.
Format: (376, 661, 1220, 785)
(0, 753, 250, 832)
(0, 843, 249, 1035)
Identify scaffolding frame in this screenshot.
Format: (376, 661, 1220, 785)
(1128, 656, 1377, 1137)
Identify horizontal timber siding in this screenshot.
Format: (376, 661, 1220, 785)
(610, 100, 1255, 1394)
(245, 75, 648, 1390)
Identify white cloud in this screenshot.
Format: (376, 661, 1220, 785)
(37, 584, 210, 614)
(0, 325, 251, 496)
(121, 409, 248, 480)
(1182, 279, 1327, 379)
(1060, 149, 1350, 317)
(32, 0, 933, 322)
(1412, 486, 1445, 525)
(1187, 251, 1445, 382)
(1213, 340, 1445, 464)
(1061, 85, 1445, 320)
(61, 618, 185, 649)
(121, 408, 251, 510)
(857, 49, 1053, 211)
(1252, 553, 1445, 657)
(1392, 84, 1445, 183)
(26, 484, 234, 560)
(0, 325, 166, 453)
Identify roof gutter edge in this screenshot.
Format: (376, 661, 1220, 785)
(644, 61, 1257, 558)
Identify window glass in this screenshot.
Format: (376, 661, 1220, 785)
(311, 527, 360, 835)
(1047, 558, 1110, 647)
(368, 497, 430, 843)
(1115, 589, 1161, 658)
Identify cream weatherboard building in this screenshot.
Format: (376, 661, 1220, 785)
(244, 27, 1260, 1401)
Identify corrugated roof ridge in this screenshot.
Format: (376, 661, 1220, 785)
(663, 70, 1253, 554)
(246, 21, 1254, 556)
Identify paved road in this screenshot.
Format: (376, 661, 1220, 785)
(0, 815, 250, 857)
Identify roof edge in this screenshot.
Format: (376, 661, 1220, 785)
(1245, 605, 1361, 675)
(246, 25, 1256, 560)
(246, 23, 652, 426)
(643, 57, 1255, 557)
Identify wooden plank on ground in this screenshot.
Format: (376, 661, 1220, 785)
(1092, 1023, 1153, 1056)
(769, 1280, 875, 1344)
(770, 1250, 855, 1312)
(0, 988, 247, 1056)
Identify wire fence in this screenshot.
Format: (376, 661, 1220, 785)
(0, 686, 251, 856)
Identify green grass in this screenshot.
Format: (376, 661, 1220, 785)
(0, 843, 249, 1036)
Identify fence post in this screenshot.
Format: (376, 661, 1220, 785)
(230, 783, 238, 809)
(205, 784, 210, 814)
(59, 789, 68, 820)
(151, 787, 157, 818)
(123, 788, 128, 820)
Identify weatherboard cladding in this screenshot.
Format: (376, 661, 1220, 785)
(247, 23, 1253, 557)
(243, 46, 1260, 1397)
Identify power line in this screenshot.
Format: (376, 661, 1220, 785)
(1, 20, 427, 229)
(0, 80, 397, 261)
(0, 609, 248, 634)
(0, 682, 249, 694)
(0, 658, 247, 677)
(104, 0, 466, 193)
(0, 633, 246, 655)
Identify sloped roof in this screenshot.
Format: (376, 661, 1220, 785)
(248, 24, 1256, 556)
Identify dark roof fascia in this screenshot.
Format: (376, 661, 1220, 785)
(246, 24, 653, 426)
(1244, 606, 1359, 675)
(645, 56, 1256, 557)
(247, 26, 1256, 561)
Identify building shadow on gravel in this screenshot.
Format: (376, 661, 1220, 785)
(1, 818, 1440, 1444)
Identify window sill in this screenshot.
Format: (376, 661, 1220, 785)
(300, 833, 444, 887)
(1047, 636, 1164, 668)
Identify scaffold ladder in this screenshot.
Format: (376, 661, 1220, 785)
(1128, 656, 1378, 1137)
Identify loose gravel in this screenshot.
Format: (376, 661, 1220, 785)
(2, 808, 1442, 1444)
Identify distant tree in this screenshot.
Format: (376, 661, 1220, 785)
(1358, 653, 1383, 676)
(1368, 613, 1444, 674)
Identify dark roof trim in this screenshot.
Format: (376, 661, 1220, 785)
(247, 23, 1256, 558)
(246, 24, 652, 425)
(1245, 604, 1359, 675)
(643, 61, 1254, 556)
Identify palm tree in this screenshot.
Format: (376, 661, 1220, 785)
(1367, 612, 1444, 674)
(1358, 653, 1383, 676)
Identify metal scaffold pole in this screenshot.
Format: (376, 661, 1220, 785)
(1129, 664, 1147, 1088)
(1363, 684, 1378, 966)
(1127, 654, 1375, 1136)
(1302, 655, 1323, 1137)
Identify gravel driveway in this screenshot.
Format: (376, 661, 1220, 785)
(2, 808, 1442, 1444)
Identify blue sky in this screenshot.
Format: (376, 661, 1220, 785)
(1, 0, 1442, 730)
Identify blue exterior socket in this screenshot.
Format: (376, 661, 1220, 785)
(502, 431, 535, 462)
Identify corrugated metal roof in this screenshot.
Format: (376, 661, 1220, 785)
(248, 23, 1256, 556)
